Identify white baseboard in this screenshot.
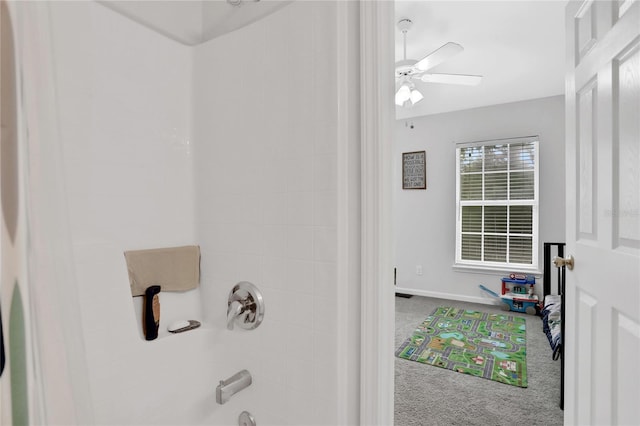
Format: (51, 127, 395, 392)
(394, 287, 498, 306)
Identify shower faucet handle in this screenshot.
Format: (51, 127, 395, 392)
(226, 282, 264, 330)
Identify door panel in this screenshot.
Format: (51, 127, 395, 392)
(565, 1, 640, 425)
(575, 290, 596, 425)
(577, 79, 597, 238)
(614, 42, 640, 248)
(613, 311, 640, 425)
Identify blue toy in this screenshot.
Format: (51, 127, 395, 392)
(478, 276, 539, 315)
(479, 284, 500, 298)
(501, 275, 538, 315)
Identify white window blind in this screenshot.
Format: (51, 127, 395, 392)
(455, 137, 539, 270)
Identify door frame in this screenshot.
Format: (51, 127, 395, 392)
(359, 1, 395, 425)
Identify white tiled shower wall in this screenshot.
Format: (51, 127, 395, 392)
(50, 1, 349, 425)
(193, 2, 341, 424)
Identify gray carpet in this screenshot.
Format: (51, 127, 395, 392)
(395, 295, 564, 426)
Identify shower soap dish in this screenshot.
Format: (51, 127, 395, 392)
(168, 319, 201, 333)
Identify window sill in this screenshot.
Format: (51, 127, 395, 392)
(452, 263, 542, 276)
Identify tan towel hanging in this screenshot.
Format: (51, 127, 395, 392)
(124, 245, 200, 296)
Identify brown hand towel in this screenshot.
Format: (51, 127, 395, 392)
(124, 245, 200, 296)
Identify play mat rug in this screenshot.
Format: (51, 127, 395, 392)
(396, 306, 528, 388)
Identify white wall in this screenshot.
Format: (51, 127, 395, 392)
(51, 3, 206, 424)
(193, 2, 351, 424)
(49, 1, 358, 425)
(394, 95, 565, 302)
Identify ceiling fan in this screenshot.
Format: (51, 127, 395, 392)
(395, 18, 482, 107)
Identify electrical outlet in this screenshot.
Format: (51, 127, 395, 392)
(416, 265, 423, 275)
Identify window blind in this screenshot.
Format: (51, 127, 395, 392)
(456, 137, 539, 270)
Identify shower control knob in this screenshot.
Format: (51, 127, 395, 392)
(227, 281, 265, 330)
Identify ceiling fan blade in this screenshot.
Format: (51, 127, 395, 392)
(415, 42, 463, 71)
(419, 73, 482, 86)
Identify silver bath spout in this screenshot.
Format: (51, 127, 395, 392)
(216, 370, 252, 405)
(227, 300, 244, 330)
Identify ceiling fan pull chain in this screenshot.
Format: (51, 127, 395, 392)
(403, 30, 407, 61)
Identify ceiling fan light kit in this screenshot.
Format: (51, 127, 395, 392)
(395, 81, 424, 107)
(409, 88, 424, 104)
(395, 18, 483, 108)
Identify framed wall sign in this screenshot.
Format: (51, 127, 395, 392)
(402, 151, 426, 189)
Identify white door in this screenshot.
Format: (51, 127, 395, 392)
(564, 1, 640, 425)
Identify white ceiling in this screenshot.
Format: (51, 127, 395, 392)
(99, 0, 291, 45)
(395, 1, 568, 119)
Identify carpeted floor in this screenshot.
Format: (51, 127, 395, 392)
(395, 295, 564, 426)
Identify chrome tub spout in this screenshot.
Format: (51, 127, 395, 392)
(216, 370, 252, 405)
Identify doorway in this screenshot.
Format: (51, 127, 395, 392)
(361, 2, 564, 424)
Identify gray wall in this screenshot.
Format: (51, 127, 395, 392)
(394, 95, 565, 303)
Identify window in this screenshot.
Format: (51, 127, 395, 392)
(455, 137, 539, 271)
